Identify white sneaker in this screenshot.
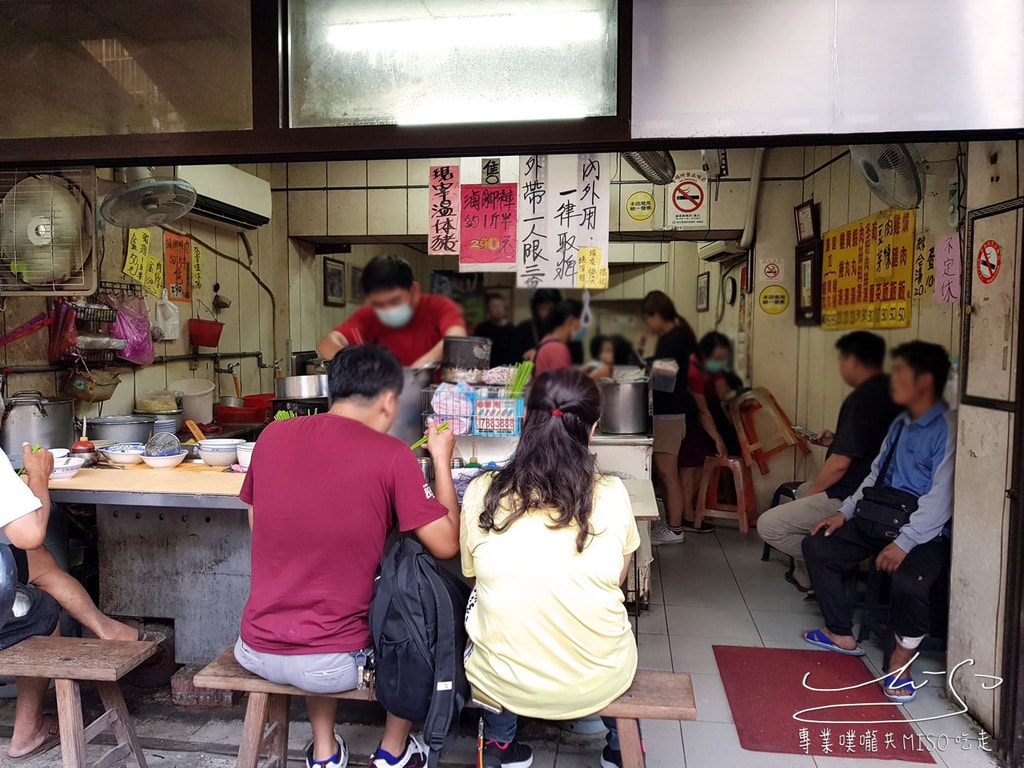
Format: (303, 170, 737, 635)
(305, 733, 348, 768)
(370, 734, 428, 768)
(650, 522, 686, 545)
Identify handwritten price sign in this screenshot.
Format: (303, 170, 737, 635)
(123, 228, 150, 283)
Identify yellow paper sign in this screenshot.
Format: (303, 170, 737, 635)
(142, 254, 164, 297)
(123, 228, 150, 283)
(912, 230, 935, 301)
(625, 191, 656, 222)
(577, 247, 609, 289)
(758, 285, 790, 315)
(821, 209, 915, 329)
(191, 244, 203, 290)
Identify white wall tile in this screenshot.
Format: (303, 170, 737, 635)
(287, 191, 327, 236)
(367, 159, 407, 187)
(407, 187, 428, 235)
(288, 162, 327, 189)
(327, 161, 367, 188)
(367, 188, 409, 235)
(327, 190, 368, 236)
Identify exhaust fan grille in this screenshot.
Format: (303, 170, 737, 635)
(621, 151, 676, 185)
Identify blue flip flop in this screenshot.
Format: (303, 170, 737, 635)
(882, 673, 918, 703)
(802, 628, 866, 656)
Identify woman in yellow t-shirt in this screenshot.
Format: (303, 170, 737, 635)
(461, 369, 640, 768)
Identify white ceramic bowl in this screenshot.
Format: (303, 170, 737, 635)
(198, 438, 244, 467)
(49, 456, 86, 480)
(101, 443, 146, 465)
(235, 442, 256, 469)
(48, 448, 70, 460)
(140, 450, 188, 470)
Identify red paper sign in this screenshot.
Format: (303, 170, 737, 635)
(428, 165, 460, 256)
(459, 183, 517, 267)
(163, 231, 192, 302)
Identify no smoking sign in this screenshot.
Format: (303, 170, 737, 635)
(977, 239, 1001, 285)
(668, 170, 709, 229)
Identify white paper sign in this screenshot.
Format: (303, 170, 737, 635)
(516, 153, 611, 289)
(668, 170, 710, 229)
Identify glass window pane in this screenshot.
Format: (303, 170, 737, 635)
(289, 0, 618, 127)
(0, 1, 252, 139)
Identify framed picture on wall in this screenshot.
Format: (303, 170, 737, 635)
(696, 271, 711, 313)
(323, 257, 347, 307)
(794, 199, 820, 244)
(351, 266, 366, 303)
(794, 240, 822, 326)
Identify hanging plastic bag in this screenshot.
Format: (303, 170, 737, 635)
(153, 289, 180, 342)
(104, 293, 155, 366)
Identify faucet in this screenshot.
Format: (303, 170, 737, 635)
(256, 353, 280, 374)
(213, 362, 237, 376)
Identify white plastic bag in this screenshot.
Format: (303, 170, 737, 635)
(153, 290, 180, 341)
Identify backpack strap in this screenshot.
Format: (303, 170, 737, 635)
(874, 421, 905, 489)
(422, 562, 462, 767)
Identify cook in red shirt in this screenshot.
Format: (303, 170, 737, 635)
(236, 345, 461, 768)
(317, 254, 466, 368)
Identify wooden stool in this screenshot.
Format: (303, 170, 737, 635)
(695, 456, 757, 533)
(0, 636, 158, 767)
(195, 649, 698, 768)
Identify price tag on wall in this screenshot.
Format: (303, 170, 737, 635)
(123, 228, 150, 283)
(577, 247, 609, 289)
(163, 231, 192, 302)
(142, 254, 164, 298)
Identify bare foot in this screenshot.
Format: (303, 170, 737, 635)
(103, 620, 142, 642)
(8, 713, 59, 758)
(802, 627, 859, 652)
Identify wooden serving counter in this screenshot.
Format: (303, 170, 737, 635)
(49, 463, 247, 510)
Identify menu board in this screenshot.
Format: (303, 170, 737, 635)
(459, 183, 517, 270)
(821, 209, 915, 330)
(516, 153, 610, 289)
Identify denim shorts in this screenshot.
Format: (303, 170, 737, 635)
(234, 637, 367, 695)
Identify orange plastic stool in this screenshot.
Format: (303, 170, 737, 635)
(695, 456, 757, 533)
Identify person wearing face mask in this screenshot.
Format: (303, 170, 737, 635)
(697, 332, 743, 457)
(533, 300, 584, 375)
(317, 255, 467, 368)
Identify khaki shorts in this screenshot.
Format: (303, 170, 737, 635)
(653, 415, 687, 455)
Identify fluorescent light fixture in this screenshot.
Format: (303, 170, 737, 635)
(327, 11, 605, 54)
(396, 99, 590, 126)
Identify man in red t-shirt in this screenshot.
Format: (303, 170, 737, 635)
(236, 345, 460, 768)
(317, 254, 466, 368)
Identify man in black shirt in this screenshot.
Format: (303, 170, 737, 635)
(757, 332, 901, 587)
(474, 292, 519, 366)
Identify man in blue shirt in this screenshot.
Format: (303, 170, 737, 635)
(801, 341, 955, 704)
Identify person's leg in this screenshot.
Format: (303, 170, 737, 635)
(5, 587, 61, 759)
(380, 713, 415, 758)
(25, 546, 138, 641)
(680, 467, 700, 524)
(305, 697, 342, 762)
(757, 493, 842, 561)
(482, 709, 519, 743)
(601, 716, 619, 750)
(654, 452, 685, 529)
(885, 537, 951, 692)
(801, 519, 879, 650)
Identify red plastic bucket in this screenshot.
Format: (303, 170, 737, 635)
(187, 318, 224, 347)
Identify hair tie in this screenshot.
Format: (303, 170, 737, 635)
(551, 409, 564, 417)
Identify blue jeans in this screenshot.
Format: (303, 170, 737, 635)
(483, 711, 620, 751)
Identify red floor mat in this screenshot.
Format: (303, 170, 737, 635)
(713, 646, 935, 763)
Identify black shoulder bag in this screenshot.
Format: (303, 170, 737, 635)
(853, 423, 919, 540)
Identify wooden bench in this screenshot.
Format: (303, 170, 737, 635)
(0, 636, 159, 768)
(195, 649, 697, 768)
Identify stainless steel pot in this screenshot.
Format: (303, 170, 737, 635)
(219, 396, 245, 408)
(88, 415, 157, 445)
(1, 391, 77, 468)
(274, 375, 328, 399)
(599, 379, 651, 435)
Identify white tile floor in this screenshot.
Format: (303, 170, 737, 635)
(641, 527, 1000, 768)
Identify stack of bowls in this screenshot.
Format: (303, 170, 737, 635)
(236, 442, 256, 470)
(198, 438, 244, 467)
(153, 419, 178, 435)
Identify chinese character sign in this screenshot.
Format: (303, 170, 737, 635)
(192, 243, 203, 290)
(123, 228, 150, 283)
(912, 231, 935, 301)
(460, 183, 518, 270)
(142, 252, 164, 298)
(934, 233, 961, 305)
(163, 231, 192, 303)
(821, 209, 915, 330)
(428, 165, 460, 256)
(516, 153, 610, 289)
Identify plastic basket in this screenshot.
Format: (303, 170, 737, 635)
(472, 394, 525, 437)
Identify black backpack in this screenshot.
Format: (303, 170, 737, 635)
(369, 536, 472, 767)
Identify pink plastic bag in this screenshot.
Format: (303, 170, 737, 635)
(106, 294, 155, 366)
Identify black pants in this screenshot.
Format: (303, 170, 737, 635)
(802, 516, 950, 639)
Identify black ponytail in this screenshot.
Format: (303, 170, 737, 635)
(480, 369, 602, 552)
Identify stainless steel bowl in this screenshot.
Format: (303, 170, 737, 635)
(274, 375, 328, 399)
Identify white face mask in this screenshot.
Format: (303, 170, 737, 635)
(375, 303, 414, 328)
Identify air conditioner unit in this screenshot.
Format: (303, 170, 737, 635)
(697, 240, 746, 263)
(175, 165, 272, 230)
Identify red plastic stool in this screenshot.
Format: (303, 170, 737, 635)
(729, 388, 811, 475)
(695, 456, 757, 533)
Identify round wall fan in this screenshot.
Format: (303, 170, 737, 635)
(0, 173, 92, 287)
(100, 167, 197, 228)
(849, 144, 923, 210)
